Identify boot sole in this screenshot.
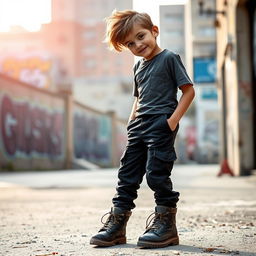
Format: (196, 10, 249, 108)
(90, 237, 126, 247)
(137, 236, 179, 249)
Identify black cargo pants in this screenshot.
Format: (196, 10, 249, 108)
(112, 114, 180, 211)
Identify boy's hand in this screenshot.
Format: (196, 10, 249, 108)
(167, 117, 178, 131)
(166, 84, 195, 132)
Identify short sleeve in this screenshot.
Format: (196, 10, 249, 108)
(171, 54, 193, 88)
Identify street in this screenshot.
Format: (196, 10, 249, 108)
(0, 164, 256, 256)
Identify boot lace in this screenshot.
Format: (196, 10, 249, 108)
(100, 211, 121, 231)
(145, 212, 165, 232)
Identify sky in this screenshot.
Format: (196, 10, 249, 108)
(0, 0, 188, 32)
(0, 0, 51, 32)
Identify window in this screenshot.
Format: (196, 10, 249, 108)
(164, 14, 183, 24)
(83, 30, 96, 39)
(198, 26, 216, 37)
(164, 30, 183, 38)
(168, 46, 184, 54)
(84, 59, 96, 69)
(196, 43, 216, 56)
(82, 46, 96, 55)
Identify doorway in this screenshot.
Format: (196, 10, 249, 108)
(236, 0, 256, 173)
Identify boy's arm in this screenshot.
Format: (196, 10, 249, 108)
(167, 84, 195, 131)
(128, 97, 138, 124)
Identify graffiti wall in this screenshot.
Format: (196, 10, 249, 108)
(0, 54, 53, 89)
(115, 119, 128, 161)
(0, 74, 128, 170)
(0, 75, 66, 170)
(73, 103, 113, 167)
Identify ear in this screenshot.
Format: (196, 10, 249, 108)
(151, 25, 159, 37)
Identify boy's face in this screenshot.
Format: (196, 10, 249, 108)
(123, 24, 161, 60)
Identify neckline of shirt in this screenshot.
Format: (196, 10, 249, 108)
(142, 49, 166, 63)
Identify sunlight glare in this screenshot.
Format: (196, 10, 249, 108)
(0, 0, 51, 32)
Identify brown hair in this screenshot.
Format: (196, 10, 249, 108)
(105, 10, 154, 52)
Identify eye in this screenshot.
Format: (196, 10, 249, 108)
(127, 42, 134, 48)
(138, 33, 144, 40)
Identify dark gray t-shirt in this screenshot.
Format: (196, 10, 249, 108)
(133, 49, 193, 117)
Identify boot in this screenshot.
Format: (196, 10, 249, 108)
(137, 206, 179, 248)
(90, 207, 131, 247)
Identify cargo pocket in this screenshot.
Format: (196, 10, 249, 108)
(151, 148, 177, 173)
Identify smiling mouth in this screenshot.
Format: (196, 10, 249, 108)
(138, 47, 147, 54)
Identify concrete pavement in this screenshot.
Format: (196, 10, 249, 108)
(0, 164, 256, 256)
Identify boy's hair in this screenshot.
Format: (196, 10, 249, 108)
(105, 10, 154, 52)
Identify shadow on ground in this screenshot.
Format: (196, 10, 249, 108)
(92, 243, 256, 256)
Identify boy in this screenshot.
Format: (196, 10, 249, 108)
(90, 10, 195, 249)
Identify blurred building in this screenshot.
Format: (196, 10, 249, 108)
(216, 0, 256, 175)
(159, 2, 193, 163)
(159, 3, 193, 72)
(159, 1, 219, 163)
(51, 0, 134, 119)
(51, 0, 133, 80)
(0, 0, 134, 119)
(0, 28, 59, 90)
(191, 0, 219, 164)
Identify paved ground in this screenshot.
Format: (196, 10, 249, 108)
(0, 164, 256, 256)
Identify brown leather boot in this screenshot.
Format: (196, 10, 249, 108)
(90, 207, 131, 247)
(137, 206, 179, 248)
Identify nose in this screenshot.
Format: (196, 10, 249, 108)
(135, 40, 143, 50)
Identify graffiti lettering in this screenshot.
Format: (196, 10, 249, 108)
(116, 124, 127, 158)
(0, 95, 64, 157)
(73, 113, 112, 166)
(1, 57, 51, 88)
